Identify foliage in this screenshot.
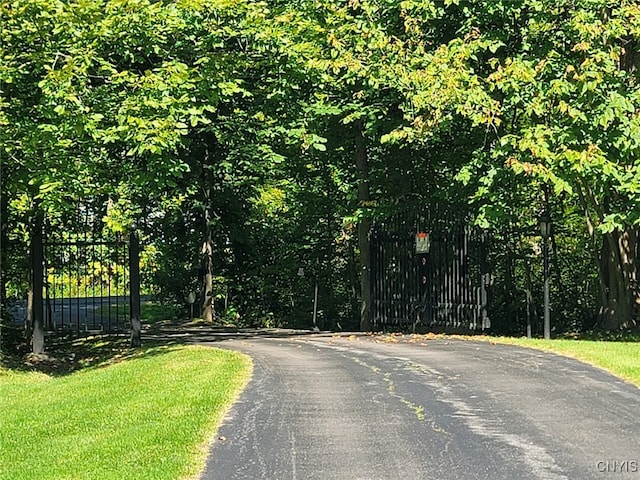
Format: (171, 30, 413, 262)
(388, 0, 640, 329)
(3, 0, 639, 337)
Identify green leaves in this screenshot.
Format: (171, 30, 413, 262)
(391, 0, 640, 233)
(4, 0, 640, 329)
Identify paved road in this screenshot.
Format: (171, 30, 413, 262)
(8, 296, 136, 331)
(200, 334, 640, 480)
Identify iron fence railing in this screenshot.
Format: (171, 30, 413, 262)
(43, 239, 130, 333)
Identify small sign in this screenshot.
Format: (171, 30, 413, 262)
(415, 232, 431, 254)
(187, 292, 197, 304)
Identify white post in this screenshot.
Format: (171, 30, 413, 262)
(312, 280, 318, 329)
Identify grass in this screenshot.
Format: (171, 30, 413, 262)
(93, 300, 183, 325)
(485, 336, 640, 387)
(0, 342, 252, 480)
(140, 301, 183, 324)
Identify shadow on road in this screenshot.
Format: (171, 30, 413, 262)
(1, 318, 337, 376)
(144, 321, 332, 345)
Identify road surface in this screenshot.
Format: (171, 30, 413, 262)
(8, 296, 134, 332)
(200, 334, 640, 480)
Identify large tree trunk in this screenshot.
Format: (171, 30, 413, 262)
(596, 17, 640, 330)
(576, 180, 638, 330)
(200, 212, 214, 324)
(598, 227, 639, 329)
(354, 121, 371, 331)
(200, 157, 214, 324)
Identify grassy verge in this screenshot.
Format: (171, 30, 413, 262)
(482, 336, 640, 387)
(0, 344, 251, 480)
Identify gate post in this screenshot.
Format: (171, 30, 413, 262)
(480, 232, 491, 330)
(31, 211, 45, 354)
(129, 232, 141, 347)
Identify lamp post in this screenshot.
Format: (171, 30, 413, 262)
(539, 211, 551, 340)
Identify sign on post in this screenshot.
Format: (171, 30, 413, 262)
(415, 232, 431, 254)
(187, 292, 197, 320)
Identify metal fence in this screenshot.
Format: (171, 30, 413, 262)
(370, 214, 490, 331)
(43, 238, 131, 334)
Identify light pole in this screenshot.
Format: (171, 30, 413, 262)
(539, 211, 551, 340)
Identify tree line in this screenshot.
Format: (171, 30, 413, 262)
(2, 0, 639, 353)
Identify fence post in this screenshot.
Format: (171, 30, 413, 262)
(129, 231, 141, 347)
(31, 211, 45, 354)
(480, 232, 491, 330)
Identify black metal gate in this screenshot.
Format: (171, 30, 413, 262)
(42, 236, 131, 334)
(370, 214, 490, 331)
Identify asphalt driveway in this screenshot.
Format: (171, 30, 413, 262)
(199, 334, 640, 480)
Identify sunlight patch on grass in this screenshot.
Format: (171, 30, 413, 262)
(0, 345, 251, 480)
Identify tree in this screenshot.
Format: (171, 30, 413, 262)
(392, 0, 640, 329)
(1, 0, 220, 348)
(4, 0, 637, 342)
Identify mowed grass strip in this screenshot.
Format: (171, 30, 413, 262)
(486, 337, 640, 387)
(0, 345, 251, 480)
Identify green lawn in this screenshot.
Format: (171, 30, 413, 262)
(485, 336, 640, 387)
(93, 300, 183, 325)
(0, 345, 252, 480)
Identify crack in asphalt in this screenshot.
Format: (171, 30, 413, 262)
(305, 339, 569, 480)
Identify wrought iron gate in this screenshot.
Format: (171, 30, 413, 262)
(42, 235, 132, 334)
(370, 214, 491, 331)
